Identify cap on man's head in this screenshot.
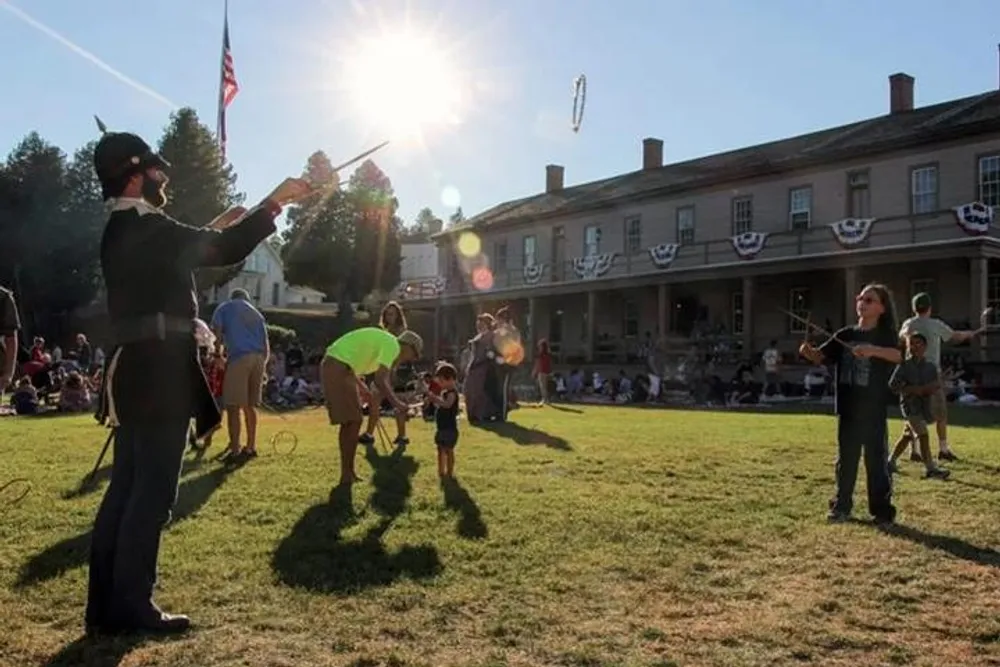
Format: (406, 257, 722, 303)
(912, 292, 932, 313)
(396, 330, 424, 358)
(93, 131, 170, 186)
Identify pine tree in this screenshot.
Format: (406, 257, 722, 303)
(157, 107, 247, 290)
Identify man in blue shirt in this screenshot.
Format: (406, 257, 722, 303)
(211, 288, 269, 461)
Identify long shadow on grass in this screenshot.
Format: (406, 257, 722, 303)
(441, 477, 487, 540)
(41, 634, 146, 667)
(17, 465, 237, 588)
(63, 457, 204, 500)
(870, 523, 1000, 568)
(272, 445, 442, 593)
(474, 421, 572, 451)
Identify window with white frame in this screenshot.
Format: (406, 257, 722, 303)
(583, 225, 601, 257)
(979, 155, 1000, 207)
(910, 165, 938, 214)
(789, 186, 812, 230)
(625, 217, 642, 254)
(988, 273, 1000, 326)
(847, 170, 871, 218)
(623, 299, 639, 337)
(910, 278, 934, 305)
(731, 291, 744, 336)
(676, 206, 695, 244)
(788, 287, 811, 334)
(522, 235, 537, 267)
(494, 241, 508, 271)
(732, 197, 753, 235)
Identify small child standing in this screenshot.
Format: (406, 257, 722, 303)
(426, 362, 460, 479)
(888, 333, 950, 479)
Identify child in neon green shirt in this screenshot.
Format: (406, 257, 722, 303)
(321, 327, 423, 485)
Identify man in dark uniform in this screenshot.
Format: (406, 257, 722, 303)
(87, 130, 315, 635)
(0, 285, 20, 392)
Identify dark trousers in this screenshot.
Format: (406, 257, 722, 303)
(832, 414, 895, 519)
(86, 420, 188, 627)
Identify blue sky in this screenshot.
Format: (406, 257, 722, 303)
(2, 0, 998, 229)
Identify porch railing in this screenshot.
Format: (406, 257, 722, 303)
(417, 211, 996, 299)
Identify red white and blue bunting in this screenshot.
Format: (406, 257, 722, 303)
(954, 202, 994, 235)
(829, 218, 875, 247)
(648, 243, 679, 269)
(572, 253, 615, 279)
(731, 232, 767, 260)
(523, 263, 545, 285)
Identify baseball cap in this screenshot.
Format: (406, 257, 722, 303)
(396, 330, 424, 358)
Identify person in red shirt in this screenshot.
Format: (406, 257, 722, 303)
(196, 348, 226, 453)
(533, 339, 553, 404)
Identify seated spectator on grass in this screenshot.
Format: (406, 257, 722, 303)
(58, 371, 92, 412)
(11, 376, 39, 415)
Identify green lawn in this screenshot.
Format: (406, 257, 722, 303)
(1, 406, 999, 667)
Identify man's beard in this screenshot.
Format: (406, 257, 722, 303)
(141, 175, 168, 209)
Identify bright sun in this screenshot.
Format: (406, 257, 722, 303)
(341, 28, 464, 142)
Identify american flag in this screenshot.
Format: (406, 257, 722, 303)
(217, 4, 239, 160)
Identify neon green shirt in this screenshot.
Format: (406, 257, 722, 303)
(325, 327, 400, 375)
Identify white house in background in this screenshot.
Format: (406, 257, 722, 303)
(400, 242, 439, 280)
(204, 241, 327, 308)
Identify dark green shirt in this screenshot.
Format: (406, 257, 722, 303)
(888, 357, 938, 421)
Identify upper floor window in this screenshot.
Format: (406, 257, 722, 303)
(583, 225, 601, 257)
(494, 241, 508, 271)
(847, 170, 871, 218)
(732, 197, 753, 235)
(979, 155, 1000, 207)
(676, 206, 695, 244)
(625, 217, 642, 254)
(522, 235, 537, 267)
(910, 165, 938, 214)
(789, 187, 812, 230)
(788, 287, 811, 334)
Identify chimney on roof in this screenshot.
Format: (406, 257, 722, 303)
(642, 137, 663, 170)
(545, 164, 564, 193)
(889, 73, 915, 114)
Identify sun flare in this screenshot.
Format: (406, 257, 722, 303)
(340, 27, 465, 142)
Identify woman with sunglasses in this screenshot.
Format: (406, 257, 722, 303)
(799, 283, 902, 525)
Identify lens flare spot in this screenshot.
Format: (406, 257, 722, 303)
(471, 266, 494, 291)
(457, 232, 481, 258)
(496, 339, 525, 365)
(441, 185, 461, 209)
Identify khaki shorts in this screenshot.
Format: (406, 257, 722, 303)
(905, 417, 929, 437)
(321, 357, 363, 425)
(930, 387, 947, 422)
(223, 352, 267, 407)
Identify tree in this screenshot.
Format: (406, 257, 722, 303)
(157, 107, 246, 290)
(347, 160, 402, 299)
(403, 207, 442, 241)
(448, 206, 465, 227)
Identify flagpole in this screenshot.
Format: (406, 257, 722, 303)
(216, 0, 228, 157)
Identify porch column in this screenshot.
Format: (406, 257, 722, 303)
(432, 305, 441, 359)
(741, 276, 755, 354)
(970, 256, 989, 361)
(657, 283, 670, 337)
(586, 291, 597, 362)
(843, 266, 859, 327)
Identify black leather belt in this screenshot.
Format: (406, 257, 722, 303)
(112, 313, 194, 345)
